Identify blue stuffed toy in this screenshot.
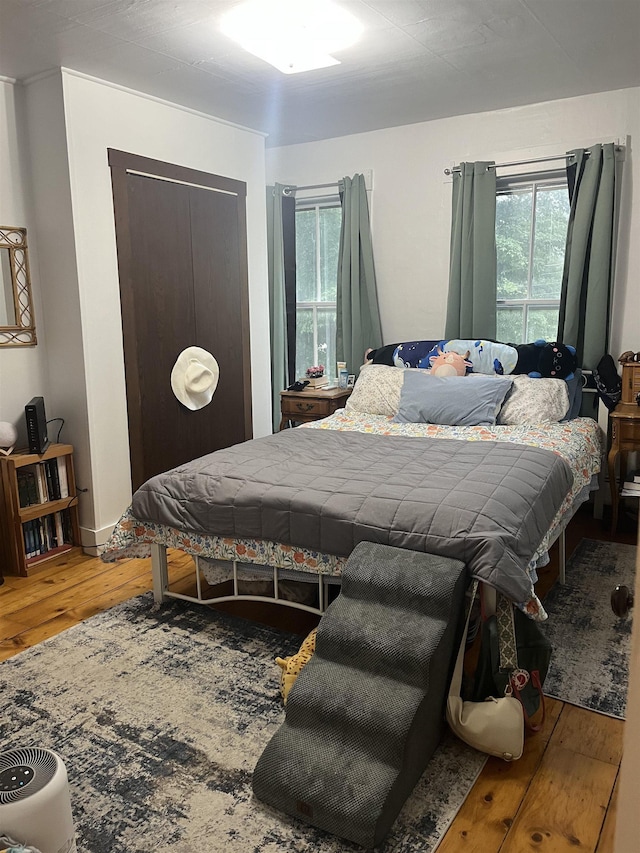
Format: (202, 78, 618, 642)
(512, 339, 577, 380)
(392, 340, 443, 369)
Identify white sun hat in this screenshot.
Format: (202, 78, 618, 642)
(170, 346, 220, 410)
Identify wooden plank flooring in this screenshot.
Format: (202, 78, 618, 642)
(0, 502, 636, 851)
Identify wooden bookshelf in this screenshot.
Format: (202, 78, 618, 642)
(0, 443, 81, 576)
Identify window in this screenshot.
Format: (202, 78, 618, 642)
(295, 199, 342, 379)
(495, 172, 570, 344)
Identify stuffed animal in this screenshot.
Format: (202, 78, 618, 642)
(428, 348, 472, 377)
(444, 339, 518, 375)
(276, 627, 317, 704)
(512, 339, 577, 380)
(392, 340, 443, 369)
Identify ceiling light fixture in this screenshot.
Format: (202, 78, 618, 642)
(220, 0, 363, 74)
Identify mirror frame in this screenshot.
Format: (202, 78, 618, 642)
(0, 226, 37, 346)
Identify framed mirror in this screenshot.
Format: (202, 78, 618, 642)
(0, 226, 37, 346)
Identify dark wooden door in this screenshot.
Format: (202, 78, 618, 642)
(109, 151, 252, 491)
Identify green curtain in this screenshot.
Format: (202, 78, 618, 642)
(266, 184, 289, 432)
(336, 174, 383, 374)
(445, 162, 497, 340)
(558, 143, 623, 371)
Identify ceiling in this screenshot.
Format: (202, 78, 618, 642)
(1, 0, 639, 148)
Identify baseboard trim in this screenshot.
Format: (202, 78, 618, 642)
(80, 523, 115, 556)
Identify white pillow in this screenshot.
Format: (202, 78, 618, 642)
(346, 364, 405, 416)
(497, 375, 570, 424)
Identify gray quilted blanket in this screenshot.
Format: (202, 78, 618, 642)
(131, 428, 572, 603)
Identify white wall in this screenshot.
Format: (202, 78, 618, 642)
(0, 79, 49, 447)
(22, 72, 91, 532)
(266, 88, 639, 361)
(21, 69, 270, 547)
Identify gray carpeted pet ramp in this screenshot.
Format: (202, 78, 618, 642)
(253, 541, 468, 849)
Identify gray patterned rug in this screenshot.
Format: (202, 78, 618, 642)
(0, 594, 485, 852)
(541, 538, 637, 718)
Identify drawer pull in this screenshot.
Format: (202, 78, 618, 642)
(296, 402, 314, 412)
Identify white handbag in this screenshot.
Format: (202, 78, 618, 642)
(446, 582, 524, 761)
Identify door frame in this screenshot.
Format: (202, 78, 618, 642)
(108, 149, 252, 488)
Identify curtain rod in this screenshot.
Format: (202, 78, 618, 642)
(282, 182, 339, 195)
(443, 152, 585, 176)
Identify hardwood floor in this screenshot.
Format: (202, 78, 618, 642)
(0, 501, 637, 852)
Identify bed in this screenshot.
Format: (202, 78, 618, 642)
(102, 363, 603, 623)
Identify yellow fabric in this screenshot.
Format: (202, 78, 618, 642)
(276, 628, 317, 704)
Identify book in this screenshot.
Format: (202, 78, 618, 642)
(44, 458, 61, 500)
(61, 508, 73, 544)
(305, 376, 329, 389)
(17, 470, 31, 508)
(22, 522, 32, 558)
(621, 488, 640, 498)
(44, 459, 55, 501)
(23, 519, 41, 557)
(34, 463, 47, 503)
(21, 465, 42, 504)
(24, 469, 39, 505)
(55, 511, 65, 548)
(48, 513, 58, 549)
(621, 480, 640, 492)
(40, 516, 49, 552)
(57, 457, 69, 498)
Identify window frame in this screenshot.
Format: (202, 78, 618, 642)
(294, 194, 341, 375)
(495, 168, 569, 344)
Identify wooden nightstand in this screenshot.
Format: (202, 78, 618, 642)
(607, 402, 640, 531)
(280, 386, 352, 430)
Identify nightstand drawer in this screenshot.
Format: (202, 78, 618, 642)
(617, 417, 640, 444)
(282, 396, 332, 418)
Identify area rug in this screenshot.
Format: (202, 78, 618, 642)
(0, 594, 485, 853)
(541, 538, 637, 718)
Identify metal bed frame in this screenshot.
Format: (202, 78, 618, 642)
(151, 544, 339, 615)
(150, 528, 567, 615)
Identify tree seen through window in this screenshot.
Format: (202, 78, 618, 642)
(496, 178, 569, 344)
(295, 202, 341, 379)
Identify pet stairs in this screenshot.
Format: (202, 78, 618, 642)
(253, 541, 468, 849)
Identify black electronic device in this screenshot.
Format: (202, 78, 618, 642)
(25, 396, 50, 455)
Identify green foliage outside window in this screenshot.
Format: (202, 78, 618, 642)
(295, 203, 341, 378)
(496, 180, 569, 344)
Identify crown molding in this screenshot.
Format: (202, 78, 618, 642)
(59, 67, 268, 138)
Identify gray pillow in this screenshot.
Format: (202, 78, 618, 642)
(393, 371, 513, 426)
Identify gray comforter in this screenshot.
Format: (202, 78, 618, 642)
(132, 427, 572, 603)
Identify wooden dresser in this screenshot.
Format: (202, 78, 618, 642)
(608, 401, 640, 531)
(621, 362, 640, 405)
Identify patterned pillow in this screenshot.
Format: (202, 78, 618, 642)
(444, 339, 518, 375)
(346, 364, 405, 416)
(497, 375, 570, 424)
